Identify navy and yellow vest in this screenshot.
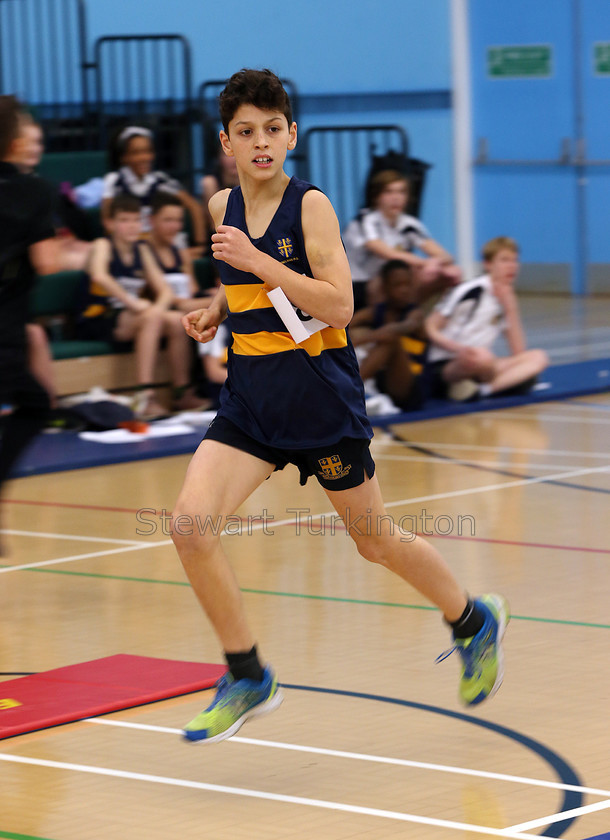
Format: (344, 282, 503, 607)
(372, 302, 427, 375)
(217, 176, 372, 449)
(81, 240, 145, 318)
(145, 241, 182, 274)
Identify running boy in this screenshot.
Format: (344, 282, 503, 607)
(173, 70, 510, 744)
(145, 192, 213, 313)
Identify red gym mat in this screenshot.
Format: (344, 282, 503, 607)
(0, 654, 226, 740)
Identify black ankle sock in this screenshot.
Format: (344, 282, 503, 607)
(449, 598, 485, 639)
(225, 645, 265, 682)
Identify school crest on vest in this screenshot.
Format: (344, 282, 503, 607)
(277, 237, 293, 259)
(317, 454, 352, 481)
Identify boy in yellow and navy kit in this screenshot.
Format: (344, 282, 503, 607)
(172, 69, 510, 744)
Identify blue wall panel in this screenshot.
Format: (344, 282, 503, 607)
(471, 0, 574, 160)
(85, 0, 452, 95)
(470, 0, 577, 290)
(84, 0, 456, 254)
(471, 0, 610, 292)
(581, 0, 610, 275)
(475, 168, 577, 263)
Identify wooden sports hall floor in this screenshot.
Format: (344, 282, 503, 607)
(1, 388, 609, 839)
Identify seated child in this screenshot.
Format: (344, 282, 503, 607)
(78, 195, 208, 418)
(197, 321, 230, 409)
(425, 236, 549, 401)
(101, 126, 206, 252)
(349, 259, 427, 411)
(144, 192, 214, 312)
(343, 169, 461, 311)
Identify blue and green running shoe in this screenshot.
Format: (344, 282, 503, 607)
(183, 666, 283, 743)
(437, 593, 510, 706)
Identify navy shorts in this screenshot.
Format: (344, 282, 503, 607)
(76, 310, 132, 351)
(205, 415, 375, 491)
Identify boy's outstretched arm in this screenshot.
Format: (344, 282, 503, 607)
(182, 285, 227, 344)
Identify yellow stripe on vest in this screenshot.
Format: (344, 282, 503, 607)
(232, 326, 348, 357)
(225, 283, 274, 313)
(400, 335, 426, 375)
(82, 303, 107, 319)
(90, 281, 108, 297)
(401, 336, 426, 355)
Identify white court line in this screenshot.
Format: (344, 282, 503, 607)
(372, 439, 610, 459)
(1, 529, 146, 545)
(544, 401, 610, 413)
(228, 463, 572, 530)
(380, 464, 610, 509)
(1, 464, 607, 576)
(87, 718, 610, 798)
(0, 541, 165, 575)
(479, 411, 610, 426)
(530, 326, 610, 338)
(0, 752, 540, 839)
(508, 798, 610, 832)
(547, 341, 610, 358)
(373, 454, 593, 472)
(245, 464, 610, 522)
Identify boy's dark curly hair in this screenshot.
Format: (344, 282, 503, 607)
(219, 69, 292, 133)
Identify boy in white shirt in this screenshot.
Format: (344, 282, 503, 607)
(426, 236, 549, 401)
(343, 169, 460, 310)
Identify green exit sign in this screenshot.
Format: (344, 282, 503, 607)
(487, 45, 553, 78)
(594, 42, 610, 75)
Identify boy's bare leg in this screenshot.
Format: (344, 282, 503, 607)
(442, 349, 496, 385)
(172, 439, 275, 651)
(115, 308, 165, 385)
(26, 323, 57, 408)
(324, 473, 467, 621)
(358, 342, 393, 382)
(488, 349, 548, 394)
(382, 342, 416, 407)
(163, 310, 192, 387)
(325, 472, 510, 706)
(174, 440, 284, 743)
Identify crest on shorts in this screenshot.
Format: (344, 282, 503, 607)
(317, 454, 352, 481)
(277, 237, 293, 259)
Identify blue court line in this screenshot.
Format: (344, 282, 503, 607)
(0, 680, 585, 839)
(580, 834, 610, 840)
(391, 434, 610, 496)
(283, 684, 583, 838)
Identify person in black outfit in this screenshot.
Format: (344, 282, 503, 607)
(349, 259, 427, 410)
(0, 96, 63, 529)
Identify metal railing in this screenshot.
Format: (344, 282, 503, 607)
(303, 124, 409, 228)
(93, 34, 194, 175)
(0, 0, 95, 148)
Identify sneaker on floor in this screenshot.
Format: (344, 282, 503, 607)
(183, 666, 283, 744)
(448, 379, 480, 402)
(437, 593, 510, 706)
(132, 389, 168, 420)
(137, 397, 169, 421)
(171, 389, 212, 413)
